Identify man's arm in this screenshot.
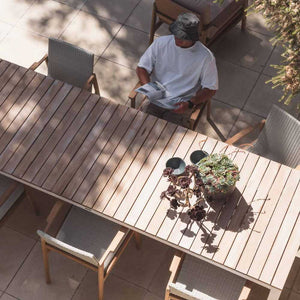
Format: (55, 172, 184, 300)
(173, 87, 216, 114)
(136, 66, 151, 85)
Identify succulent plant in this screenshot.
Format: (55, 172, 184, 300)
(197, 153, 240, 194)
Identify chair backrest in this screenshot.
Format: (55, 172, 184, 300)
(37, 229, 99, 266)
(48, 38, 94, 89)
(156, 0, 245, 25)
(252, 105, 300, 168)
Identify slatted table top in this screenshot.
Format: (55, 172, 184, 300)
(0, 59, 299, 293)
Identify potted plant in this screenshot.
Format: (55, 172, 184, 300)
(197, 153, 240, 202)
(161, 165, 207, 221)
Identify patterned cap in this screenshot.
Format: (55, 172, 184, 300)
(169, 12, 200, 41)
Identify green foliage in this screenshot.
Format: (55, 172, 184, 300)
(215, 0, 300, 110)
(197, 153, 240, 193)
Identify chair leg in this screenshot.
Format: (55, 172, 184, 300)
(24, 187, 39, 216)
(134, 232, 141, 249)
(98, 265, 105, 300)
(206, 98, 211, 120)
(241, 0, 248, 31)
(149, 3, 157, 45)
(41, 239, 51, 283)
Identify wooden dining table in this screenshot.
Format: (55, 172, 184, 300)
(0, 58, 299, 299)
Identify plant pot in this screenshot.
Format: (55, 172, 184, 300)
(166, 157, 186, 176)
(203, 184, 236, 202)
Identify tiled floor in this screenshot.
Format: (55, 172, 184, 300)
(0, 0, 300, 299)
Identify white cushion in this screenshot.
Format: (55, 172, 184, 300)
(169, 255, 246, 300)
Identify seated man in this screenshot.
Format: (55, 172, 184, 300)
(136, 12, 218, 126)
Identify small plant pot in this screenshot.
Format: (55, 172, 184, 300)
(190, 150, 209, 165)
(166, 157, 186, 176)
(204, 184, 236, 202)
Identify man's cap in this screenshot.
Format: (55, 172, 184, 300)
(169, 12, 200, 41)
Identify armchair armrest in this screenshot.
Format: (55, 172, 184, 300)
(168, 251, 185, 286)
(29, 54, 48, 70)
(128, 81, 142, 108)
(0, 181, 18, 206)
(226, 119, 265, 145)
(99, 227, 133, 275)
(85, 73, 100, 95)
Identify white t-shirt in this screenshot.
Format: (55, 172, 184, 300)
(138, 35, 218, 109)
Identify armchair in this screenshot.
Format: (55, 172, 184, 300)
(226, 105, 300, 169)
(128, 81, 211, 130)
(165, 251, 251, 300)
(30, 37, 100, 95)
(37, 205, 134, 300)
(150, 0, 248, 46)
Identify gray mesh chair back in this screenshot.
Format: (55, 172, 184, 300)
(48, 38, 94, 89)
(252, 105, 300, 168)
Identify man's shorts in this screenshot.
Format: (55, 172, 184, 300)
(141, 100, 191, 128)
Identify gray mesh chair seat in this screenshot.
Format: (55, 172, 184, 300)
(250, 105, 300, 168)
(30, 38, 100, 94)
(37, 206, 133, 300)
(168, 255, 247, 300)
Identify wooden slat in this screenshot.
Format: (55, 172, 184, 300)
(0, 62, 18, 91)
(79, 111, 146, 206)
(123, 126, 186, 225)
(82, 112, 153, 208)
(272, 212, 300, 289)
(0, 60, 10, 78)
(247, 169, 300, 279)
(212, 155, 268, 264)
(0, 74, 49, 152)
(42, 97, 110, 190)
(136, 129, 202, 232)
(0, 67, 27, 107)
(14, 89, 90, 178)
(143, 130, 203, 235)
(3, 83, 74, 173)
(91, 114, 158, 210)
(0, 70, 36, 122)
(225, 160, 280, 269)
(260, 172, 300, 285)
(167, 138, 220, 246)
(156, 133, 207, 240)
(195, 147, 249, 258)
(31, 94, 102, 186)
(100, 117, 167, 214)
(111, 122, 177, 221)
(235, 165, 291, 274)
(53, 104, 127, 195)
(62, 106, 137, 200)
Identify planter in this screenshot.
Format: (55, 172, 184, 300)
(203, 183, 236, 202)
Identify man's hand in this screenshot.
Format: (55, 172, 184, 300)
(173, 101, 189, 114)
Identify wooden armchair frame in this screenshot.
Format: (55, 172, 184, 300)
(165, 251, 251, 300)
(30, 54, 100, 95)
(226, 119, 300, 170)
(150, 0, 248, 46)
(128, 81, 211, 130)
(38, 201, 138, 300)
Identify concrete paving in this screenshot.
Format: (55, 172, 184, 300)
(0, 0, 300, 299)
